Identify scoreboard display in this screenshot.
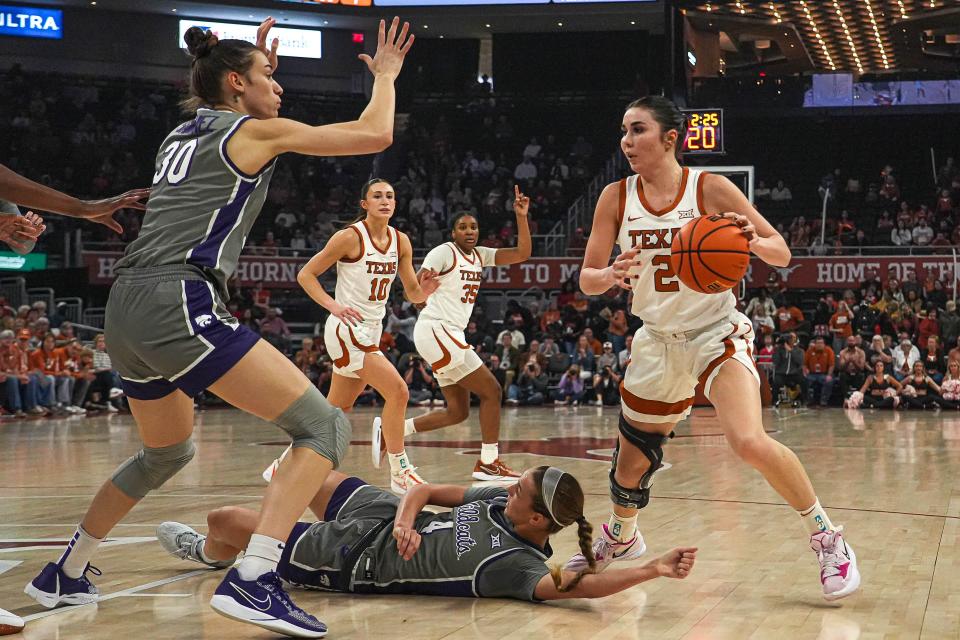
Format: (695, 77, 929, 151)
(681, 108, 724, 155)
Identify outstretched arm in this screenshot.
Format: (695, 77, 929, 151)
(495, 185, 532, 266)
(0, 164, 148, 233)
(534, 547, 697, 601)
(397, 232, 438, 304)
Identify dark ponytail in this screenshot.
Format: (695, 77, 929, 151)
(530, 466, 597, 593)
(625, 95, 687, 157)
(181, 27, 259, 114)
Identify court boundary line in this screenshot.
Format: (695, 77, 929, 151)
(918, 515, 948, 637)
(20, 569, 210, 622)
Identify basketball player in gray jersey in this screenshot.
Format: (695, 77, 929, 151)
(160, 467, 697, 602)
(27, 16, 415, 638)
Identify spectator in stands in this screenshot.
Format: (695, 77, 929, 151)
(496, 320, 526, 350)
(903, 361, 943, 410)
(90, 334, 121, 412)
(522, 339, 547, 370)
(891, 220, 912, 246)
(403, 354, 435, 406)
(464, 320, 486, 349)
(912, 219, 934, 246)
(539, 336, 561, 360)
(837, 336, 868, 399)
(775, 299, 807, 336)
(591, 360, 621, 407)
(829, 301, 855, 354)
(539, 301, 562, 336)
(618, 334, 632, 371)
(745, 288, 777, 321)
(874, 211, 894, 242)
(570, 335, 595, 379)
(0, 329, 42, 417)
(258, 307, 290, 354)
(31, 334, 75, 414)
(553, 365, 584, 406)
(920, 336, 945, 384)
(294, 337, 320, 387)
(596, 341, 619, 372)
(64, 340, 94, 413)
(386, 304, 417, 354)
(754, 179, 771, 200)
(582, 328, 602, 355)
(755, 333, 775, 382)
(513, 156, 537, 183)
(941, 301, 960, 350)
(505, 361, 548, 406)
(803, 336, 835, 407)
(606, 309, 628, 353)
(567, 227, 587, 256)
(893, 336, 920, 380)
(866, 334, 894, 374)
(484, 354, 507, 393)
(770, 180, 792, 202)
(17, 328, 51, 410)
(494, 333, 520, 384)
(917, 308, 940, 347)
(750, 305, 775, 343)
(773, 333, 805, 406)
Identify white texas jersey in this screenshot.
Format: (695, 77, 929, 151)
(617, 168, 736, 333)
(419, 243, 498, 329)
(335, 221, 399, 325)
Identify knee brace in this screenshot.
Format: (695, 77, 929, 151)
(275, 385, 353, 469)
(609, 413, 673, 510)
(112, 439, 196, 499)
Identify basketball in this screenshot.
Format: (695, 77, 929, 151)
(670, 214, 750, 294)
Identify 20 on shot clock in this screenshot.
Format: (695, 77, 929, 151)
(681, 108, 724, 154)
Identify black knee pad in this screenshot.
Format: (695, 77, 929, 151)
(609, 413, 674, 509)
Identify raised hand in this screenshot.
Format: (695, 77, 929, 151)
(78, 188, 150, 233)
(419, 268, 440, 296)
(256, 17, 280, 71)
(358, 17, 415, 79)
(514, 185, 530, 217)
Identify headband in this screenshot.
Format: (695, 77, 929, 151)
(540, 466, 566, 526)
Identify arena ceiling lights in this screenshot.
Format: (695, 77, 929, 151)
(680, 0, 960, 74)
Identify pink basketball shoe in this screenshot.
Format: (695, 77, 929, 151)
(810, 529, 861, 601)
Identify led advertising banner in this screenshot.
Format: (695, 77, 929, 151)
(0, 5, 63, 39)
(178, 19, 322, 59)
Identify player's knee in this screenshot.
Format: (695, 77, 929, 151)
(448, 403, 470, 423)
(111, 438, 196, 499)
(727, 432, 769, 466)
(478, 379, 502, 403)
(275, 385, 353, 469)
(382, 378, 408, 405)
(207, 506, 239, 536)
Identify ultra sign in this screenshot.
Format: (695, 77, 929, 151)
(0, 5, 62, 39)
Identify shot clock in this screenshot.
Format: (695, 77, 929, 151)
(681, 109, 724, 155)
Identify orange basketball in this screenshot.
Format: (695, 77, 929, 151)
(670, 214, 750, 294)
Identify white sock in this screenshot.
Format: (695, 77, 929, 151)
(480, 443, 499, 465)
(389, 450, 412, 476)
(196, 537, 216, 564)
(59, 525, 103, 579)
(404, 418, 417, 437)
(237, 534, 284, 581)
(799, 498, 835, 535)
(607, 513, 638, 543)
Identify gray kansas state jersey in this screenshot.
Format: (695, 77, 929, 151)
(292, 486, 552, 601)
(115, 108, 275, 298)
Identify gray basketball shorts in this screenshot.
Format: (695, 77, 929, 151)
(104, 265, 260, 400)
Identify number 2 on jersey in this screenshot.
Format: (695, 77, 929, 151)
(460, 284, 479, 304)
(651, 255, 680, 292)
(368, 278, 390, 302)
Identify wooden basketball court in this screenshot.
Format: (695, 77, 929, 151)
(2, 405, 957, 639)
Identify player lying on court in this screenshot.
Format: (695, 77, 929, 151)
(158, 466, 696, 602)
(374, 186, 532, 483)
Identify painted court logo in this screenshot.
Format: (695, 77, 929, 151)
(455, 504, 480, 558)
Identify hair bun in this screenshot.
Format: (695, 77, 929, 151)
(184, 27, 219, 58)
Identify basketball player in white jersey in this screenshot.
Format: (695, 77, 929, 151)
(377, 186, 530, 481)
(297, 178, 439, 494)
(566, 96, 860, 602)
